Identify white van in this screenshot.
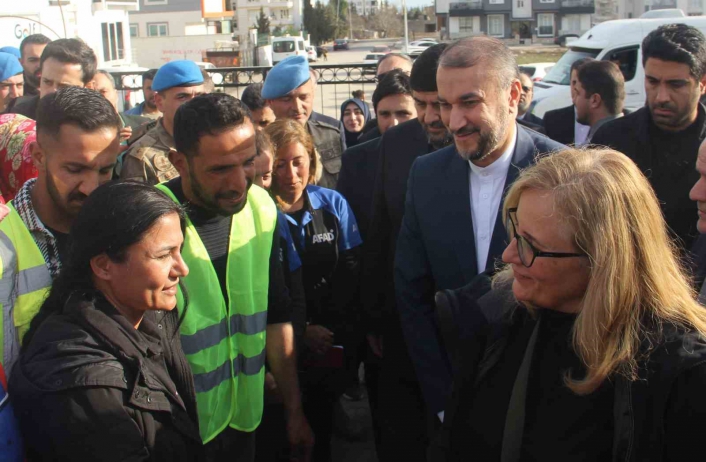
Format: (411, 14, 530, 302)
(531, 16, 706, 118)
(272, 36, 308, 64)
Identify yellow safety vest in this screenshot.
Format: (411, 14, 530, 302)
(156, 184, 277, 443)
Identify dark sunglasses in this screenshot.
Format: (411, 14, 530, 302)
(506, 207, 586, 268)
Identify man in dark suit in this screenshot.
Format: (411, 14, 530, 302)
(690, 140, 706, 302)
(517, 71, 544, 131)
(542, 57, 594, 145)
(360, 44, 452, 462)
(395, 37, 565, 423)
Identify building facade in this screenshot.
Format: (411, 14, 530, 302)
(0, 0, 136, 67)
(437, 0, 594, 40)
(350, 0, 383, 15)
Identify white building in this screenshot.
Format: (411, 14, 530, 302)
(350, 0, 383, 15)
(0, 0, 136, 67)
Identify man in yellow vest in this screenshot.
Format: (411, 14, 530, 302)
(0, 86, 121, 376)
(160, 93, 314, 461)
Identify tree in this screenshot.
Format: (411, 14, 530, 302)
(255, 7, 271, 36)
(370, 5, 402, 38)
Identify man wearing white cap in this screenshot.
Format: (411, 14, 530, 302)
(120, 60, 206, 184)
(0, 52, 24, 113)
(262, 55, 345, 189)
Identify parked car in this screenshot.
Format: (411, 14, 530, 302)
(371, 45, 391, 53)
(553, 34, 579, 47)
(640, 8, 685, 18)
(272, 36, 307, 64)
(306, 46, 318, 62)
(334, 39, 349, 51)
(363, 53, 386, 74)
(519, 62, 555, 82)
(195, 62, 216, 70)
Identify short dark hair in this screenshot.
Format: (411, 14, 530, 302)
(372, 69, 412, 112)
(95, 70, 116, 89)
(410, 43, 448, 92)
(352, 89, 364, 99)
(40, 38, 97, 85)
(439, 37, 519, 90)
(19, 34, 51, 58)
(571, 57, 595, 75)
(142, 69, 158, 85)
(256, 129, 273, 157)
(642, 23, 706, 79)
(36, 86, 121, 140)
(241, 82, 266, 111)
(577, 61, 625, 114)
(174, 93, 252, 157)
(377, 52, 413, 75)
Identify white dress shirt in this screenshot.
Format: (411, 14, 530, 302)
(468, 128, 517, 273)
(574, 107, 590, 146)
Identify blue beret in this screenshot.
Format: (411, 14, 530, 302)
(0, 52, 23, 83)
(0, 47, 21, 59)
(262, 55, 310, 99)
(152, 60, 204, 92)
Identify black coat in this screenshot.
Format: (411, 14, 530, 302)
(3, 94, 39, 119)
(394, 125, 565, 414)
(9, 294, 202, 462)
(336, 137, 382, 241)
(543, 104, 575, 145)
(358, 124, 381, 144)
(591, 105, 706, 250)
(521, 111, 544, 127)
(433, 283, 706, 462)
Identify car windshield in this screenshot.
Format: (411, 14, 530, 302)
(519, 66, 536, 75)
(541, 49, 600, 85)
(364, 54, 379, 60)
(273, 41, 295, 53)
(336, 40, 346, 44)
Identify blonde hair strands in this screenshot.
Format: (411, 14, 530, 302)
(495, 147, 706, 394)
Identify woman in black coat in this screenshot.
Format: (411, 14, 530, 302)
(435, 148, 706, 462)
(10, 181, 202, 461)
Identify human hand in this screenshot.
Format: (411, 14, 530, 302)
(304, 325, 334, 355)
(287, 409, 314, 462)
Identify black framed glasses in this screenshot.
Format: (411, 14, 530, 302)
(506, 207, 586, 268)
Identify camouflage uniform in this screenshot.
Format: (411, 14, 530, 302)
(120, 120, 179, 185)
(307, 113, 344, 189)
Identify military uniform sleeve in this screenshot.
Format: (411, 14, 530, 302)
(120, 148, 159, 184)
(267, 214, 293, 325)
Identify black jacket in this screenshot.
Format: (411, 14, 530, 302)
(433, 283, 706, 462)
(543, 104, 575, 145)
(9, 294, 202, 462)
(592, 105, 706, 250)
(3, 94, 39, 119)
(521, 111, 544, 127)
(358, 124, 381, 144)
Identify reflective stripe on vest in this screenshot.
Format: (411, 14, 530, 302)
(156, 184, 277, 443)
(0, 204, 52, 376)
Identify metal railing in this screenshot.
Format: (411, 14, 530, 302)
(112, 63, 379, 118)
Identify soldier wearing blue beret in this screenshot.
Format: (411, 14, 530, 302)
(120, 60, 207, 184)
(262, 55, 346, 189)
(0, 52, 24, 112)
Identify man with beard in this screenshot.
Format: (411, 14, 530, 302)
(161, 93, 313, 461)
(574, 60, 625, 143)
(516, 71, 544, 131)
(0, 52, 24, 113)
(0, 87, 121, 375)
(124, 69, 162, 120)
(358, 44, 453, 462)
(18, 34, 50, 97)
(394, 36, 563, 425)
(593, 24, 706, 251)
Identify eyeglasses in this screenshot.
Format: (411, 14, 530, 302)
(521, 85, 533, 93)
(506, 207, 586, 268)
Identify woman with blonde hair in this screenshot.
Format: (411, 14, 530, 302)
(265, 119, 362, 462)
(436, 147, 706, 462)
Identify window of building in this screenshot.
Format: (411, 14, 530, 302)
(539, 0, 555, 3)
(147, 22, 168, 37)
(488, 14, 504, 36)
(489, 0, 504, 4)
(144, 0, 168, 5)
(459, 17, 477, 32)
(280, 8, 290, 18)
(537, 13, 554, 36)
(130, 24, 138, 37)
(101, 22, 125, 62)
(690, 0, 701, 8)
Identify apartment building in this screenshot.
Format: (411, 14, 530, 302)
(350, 0, 383, 15)
(0, 0, 136, 66)
(437, 0, 594, 40)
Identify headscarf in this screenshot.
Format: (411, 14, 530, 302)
(340, 98, 371, 148)
(0, 114, 38, 204)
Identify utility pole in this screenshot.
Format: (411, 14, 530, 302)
(348, 0, 353, 39)
(402, 0, 409, 52)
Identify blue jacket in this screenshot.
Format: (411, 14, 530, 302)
(394, 124, 565, 414)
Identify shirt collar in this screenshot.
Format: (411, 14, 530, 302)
(468, 124, 517, 178)
(13, 178, 46, 233)
(156, 119, 175, 148)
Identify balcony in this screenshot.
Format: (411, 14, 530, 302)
(449, 0, 484, 16)
(92, 0, 139, 11)
(560, 0, 595, 13)
(269, 0, 294, 5)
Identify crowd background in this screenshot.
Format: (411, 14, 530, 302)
(0, 20, 706, 462)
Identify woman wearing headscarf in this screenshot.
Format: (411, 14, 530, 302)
(0, 114, 37, 204)
(436, 148, 706, 462)
(339, 98, 371, 148)
(9, 181, 202, 461)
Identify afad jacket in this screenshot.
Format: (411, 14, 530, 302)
(9, 293, 203, 462)
(431, 279, 706, 462)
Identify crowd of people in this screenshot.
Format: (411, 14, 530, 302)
(1, 21, 706, 462)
